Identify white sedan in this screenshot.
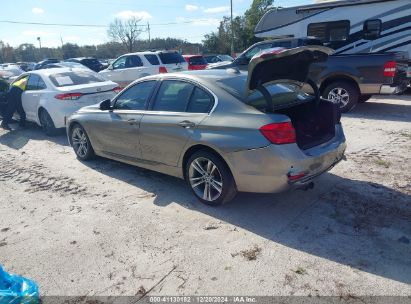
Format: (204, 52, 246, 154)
(13, 68, 120, 135)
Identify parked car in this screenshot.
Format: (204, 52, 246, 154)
(67, 46, 346, 206)
(183, 55, 208, 70)
(204, 54, 234, 64)
(208, 38, 409, 112)
(34, 59, 60, 70)
(65, 57, 103, 72)
(17, 62, 36, 72)
(11, 68, 120, 135)
(0, 67, 24, 83)
(43, 62, 93, 71)
(99, 50, 188, 88)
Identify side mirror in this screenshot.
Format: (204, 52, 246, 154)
(363, 20, 381, 40)
(99, 99, 112, 111)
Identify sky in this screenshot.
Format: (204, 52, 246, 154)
(0, 0, 314, 48)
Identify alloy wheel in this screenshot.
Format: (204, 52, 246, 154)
(328, 87, 350, 108)
(71, 127, 89, 158)
(189, 157, 223, 202)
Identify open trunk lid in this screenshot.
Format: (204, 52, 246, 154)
(246, 46, 333, 97)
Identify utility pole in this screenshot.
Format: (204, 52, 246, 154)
(230, 0, 234, 56)
(37, 37, 42, 60)
(147, 22, 151, 44)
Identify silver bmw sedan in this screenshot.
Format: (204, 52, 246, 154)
(67, 46, 346, 206)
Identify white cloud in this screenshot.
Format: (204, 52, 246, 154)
(114, 10, 152, 20)
(176, 17, 220, 27)
(203, 6, 230, 14)
(32, 7, 45, 14)
(185, 4, 199, 11)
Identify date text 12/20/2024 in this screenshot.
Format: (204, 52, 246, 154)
(149, 297, 257, 303)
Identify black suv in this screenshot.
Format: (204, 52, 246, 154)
(65, 57, 103, 72)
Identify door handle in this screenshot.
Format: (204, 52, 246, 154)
(127, 118, 137, 125)
(178, 120, 196, 129)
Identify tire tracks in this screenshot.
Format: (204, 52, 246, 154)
(0, 153, 87, 195)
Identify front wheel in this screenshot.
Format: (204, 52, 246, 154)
(185, 151, 237, 206)
(70, 124, 95, 161)
(322, 81, 359, 113)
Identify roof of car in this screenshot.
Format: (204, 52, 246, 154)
(183, 54, 204, 58)
(120, 50, 180, 56)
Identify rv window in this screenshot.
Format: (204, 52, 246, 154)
(363, 19, 381, 40)
(307, 20, 350, 42)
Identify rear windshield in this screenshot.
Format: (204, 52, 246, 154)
(158, 52, 185, 64)
(216, 76, 311, 111)
(49, 71, 105, 87)
(189, 56, 207, 66)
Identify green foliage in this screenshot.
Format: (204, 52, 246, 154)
(202, 0, 274, 54)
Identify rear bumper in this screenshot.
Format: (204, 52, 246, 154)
(224, 124, 346, 193)
(379, 84, 406, 95)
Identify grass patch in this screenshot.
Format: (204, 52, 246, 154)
(294, 267, 308, 275)
(240, 245, 262, 261)
(374, 158, 391, 168)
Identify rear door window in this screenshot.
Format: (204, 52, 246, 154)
(26, 74, 43, 90)
(114, 81, 156, 110)
(49, 71, 105, 87)
(158, 52, 185, 64)
(152, 80, 194, 112)
(144, 54, 160, 65)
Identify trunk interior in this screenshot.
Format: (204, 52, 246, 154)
(276, 99, 340, 150)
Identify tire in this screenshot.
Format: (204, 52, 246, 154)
(358, 94, 372, 103)
(185, 150, 237, 206)
(322, 81, 359, 113)
(69, 123, 95, 161)
(39, 109, 58, 136)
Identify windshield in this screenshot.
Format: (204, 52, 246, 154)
(49, 71, 105, 87)
(216, 75, 311, 111)
(158, 52, 185, 64)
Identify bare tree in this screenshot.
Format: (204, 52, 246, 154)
(108, 17, 144, 53)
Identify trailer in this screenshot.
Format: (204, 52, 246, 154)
(255, 0, 411, 57)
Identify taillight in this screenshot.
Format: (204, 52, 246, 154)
(159, 66, 168, 73)
(112, 86, 122, 93)
(55, 93, 83, 100)
(383, 61, 397, 77)
(259, 122, 296, 144)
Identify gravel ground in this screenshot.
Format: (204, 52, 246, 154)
(0, 95, 410, 297)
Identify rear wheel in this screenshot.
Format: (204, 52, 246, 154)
(358, 94, 372, 103)
(185, 150, 237, 206)
(70, 124, 95, 161)
(322, 81, 359, 113)
(39, 109, 58, 136)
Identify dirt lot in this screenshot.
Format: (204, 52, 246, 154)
(0, 95, 410, 297)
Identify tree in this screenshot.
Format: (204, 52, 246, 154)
(108, 17, 144, 52)
(243, 0, 274, 45)
(62, 43, 81, 59)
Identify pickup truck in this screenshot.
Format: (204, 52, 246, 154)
(208, 38, 409, 112)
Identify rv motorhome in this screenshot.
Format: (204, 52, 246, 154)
(255, 0, 411, 58)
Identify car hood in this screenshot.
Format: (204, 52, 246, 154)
(246, 46, 333, 96)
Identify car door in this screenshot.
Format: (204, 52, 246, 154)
(139, 80, 214, 166)
(21, 74, 43, 121)
(122, 55, 148, 83)
(101, 56, 127, 87)
(88, 80, 157, 160)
